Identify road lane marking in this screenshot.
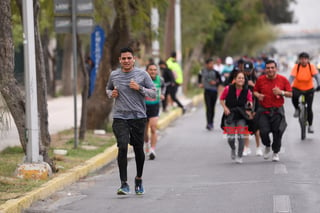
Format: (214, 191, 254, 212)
(274, 164, 288, 174)
(273, 195, 292, 213)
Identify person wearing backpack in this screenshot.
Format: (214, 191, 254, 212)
(289, 52, 320, 133)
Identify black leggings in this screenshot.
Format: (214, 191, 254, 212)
(204, 89, 218, 125)
(162, 85, 184, 110)
(292, 88, 314, 125)
(118, 146, 145, 182)
(113, 118, 146, 182)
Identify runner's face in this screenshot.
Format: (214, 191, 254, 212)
(206, 61, 214, 69)
(119, 52, 135, 72)
(147, 65, 158, 80)
(299, 57, 309, 66)
(235, 73, 245, 87)
(265, 63, 277, 79)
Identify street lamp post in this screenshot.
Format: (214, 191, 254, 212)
(16, 0, 52, 180)
(175, 0, 182, 67)
(22, 0, 40, 163)
(151, 7, 160, 65)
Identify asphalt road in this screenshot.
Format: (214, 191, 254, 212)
(26, 88, 320, 213)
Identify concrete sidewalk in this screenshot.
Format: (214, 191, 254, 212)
(0, 94, 203, 213)
(0, 95, 82, 152)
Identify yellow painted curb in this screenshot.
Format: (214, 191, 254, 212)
(0, 144, 118, 213)
(191, 94, 204, 106)
(157, 108, 182, 130)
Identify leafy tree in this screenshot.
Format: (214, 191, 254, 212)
(262, 0, 296, 24)
(180, 0, 224, 91)
(220, 0, 277, 56)
(204, 0, 278, 57)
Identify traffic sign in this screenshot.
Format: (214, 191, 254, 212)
(54, 0, 93, 15)
(55, 16, 94, 34)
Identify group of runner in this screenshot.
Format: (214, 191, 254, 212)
(198, 53, 320, 164)
(106, 47, 320, 195)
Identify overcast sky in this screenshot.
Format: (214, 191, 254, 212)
(281, 0, 320, 33)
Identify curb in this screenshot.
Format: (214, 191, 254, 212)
(0, 94, 203, 213)
(0, 145, 118, 213)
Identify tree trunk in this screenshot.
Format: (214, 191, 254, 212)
(164, 0, 175, 59)
(86, 0, 131, 129)
(62, 34, 73, 96)
(47, 39, 57, 98)
(0, 0, 27, 153)
(182, 43, 204, 93)
(33, 0, 56, 171)
(77, 35, 88, 140)
(42, 28, 53, 96)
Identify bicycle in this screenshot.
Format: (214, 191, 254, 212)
(298, 94, 307, 140)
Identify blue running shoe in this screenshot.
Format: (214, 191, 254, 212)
(135, 178, 144, 195)
(117, 182, 130, 195)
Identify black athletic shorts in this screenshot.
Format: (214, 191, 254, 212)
(146, 103, 160, 118)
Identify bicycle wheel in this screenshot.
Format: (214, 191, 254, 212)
(299, 103, 307, 140)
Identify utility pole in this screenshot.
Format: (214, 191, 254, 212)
(151, 7, 160, 65)
(22, 0, 40, 163)
(175, 0, 182, 67)
(174, 0, 183, 96)
(16, 0, 52, 180)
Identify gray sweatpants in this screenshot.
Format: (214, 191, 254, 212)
(225, 119, 246, 158)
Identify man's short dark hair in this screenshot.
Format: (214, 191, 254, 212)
(120, 47, 134, 55)
(205, 58, 214, 64)
(171, 51, 176, 58)
(265, 59, 277, 67)
(298, 52, 309, 59)
(237, 58, 245, 65)
(158, 60, 166, 66)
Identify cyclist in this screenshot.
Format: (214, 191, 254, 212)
(289, 52, 320, 133)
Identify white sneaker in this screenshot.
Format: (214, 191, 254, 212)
(272, 153, 280, 162)
(264, 147, 271, 159)
(256, 147, 263, 156)
(243, 147, 251, 156)
(235, 157, 243, 164)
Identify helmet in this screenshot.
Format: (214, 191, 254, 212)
(298, 52, 309, 59)
(225, 56, 233, 65)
